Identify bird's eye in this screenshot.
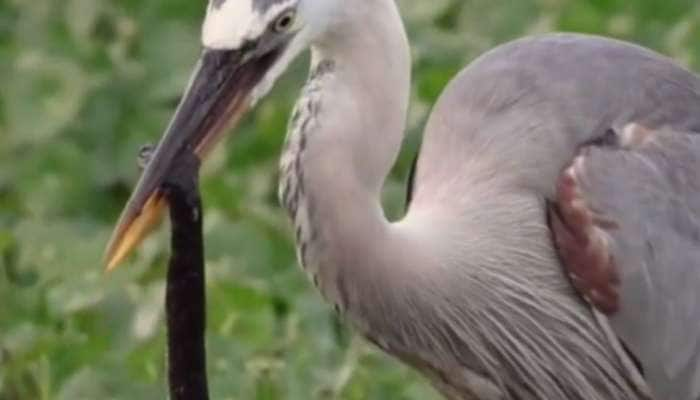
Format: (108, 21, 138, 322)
(274, 10, 296, 33)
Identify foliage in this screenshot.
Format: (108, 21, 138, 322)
(1, 0, 698, 399)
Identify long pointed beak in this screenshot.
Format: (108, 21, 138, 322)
(104, 47, 283, 271)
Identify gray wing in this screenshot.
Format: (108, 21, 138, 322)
(551, 125, 700, 400)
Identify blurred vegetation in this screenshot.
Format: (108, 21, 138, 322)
(0, 0, 698, 399)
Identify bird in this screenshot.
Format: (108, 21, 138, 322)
(103, 0, 700, 399)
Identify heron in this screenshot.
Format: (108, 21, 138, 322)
(103, 0, 700, 398)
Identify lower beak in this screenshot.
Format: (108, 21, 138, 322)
(104, 47, 282, 270)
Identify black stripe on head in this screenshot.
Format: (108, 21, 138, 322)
(211, 0, 290, 12)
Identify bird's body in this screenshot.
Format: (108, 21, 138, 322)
(413, 36, 700, 400)
(279, 23, 700, 397)
(107, 0, 700, 398)
(277, 13, 700, 400)
(407, 35, 700, 400)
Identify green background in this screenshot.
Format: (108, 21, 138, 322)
(1, 0, 698, 399)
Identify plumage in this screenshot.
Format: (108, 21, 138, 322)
(272, 11, 700, 399)
(553, 126, 700, 399)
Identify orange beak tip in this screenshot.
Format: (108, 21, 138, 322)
(104, 194, 167, 272)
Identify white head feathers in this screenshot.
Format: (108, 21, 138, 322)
(202, 0, 299, 49)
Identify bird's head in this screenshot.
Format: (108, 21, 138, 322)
(104, 0, 342, 270)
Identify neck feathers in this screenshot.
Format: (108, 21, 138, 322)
(277, 2, 410, 310)
(278, 56, 335, 291)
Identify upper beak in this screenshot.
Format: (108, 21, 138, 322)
(104, 46, 284, 271)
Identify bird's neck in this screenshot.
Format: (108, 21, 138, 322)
(278, 1, 411, 309)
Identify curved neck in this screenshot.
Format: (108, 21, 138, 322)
(311, 1, 411, 196)
(279, 0, 411, 309)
